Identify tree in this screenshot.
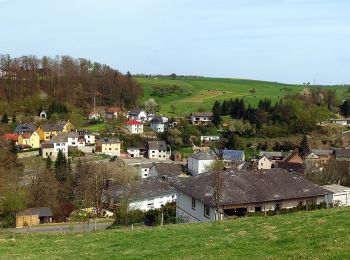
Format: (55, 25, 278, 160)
(54, 150, 68, 181)
(144, 98, 159, 112)
(226, 133, 245, 150)
(11, 114, 16, 124)
(1, 112, 8, 124)
(212, 101, 221, 127)
(170, 73, 177, 80)
(210, 170, 225, 220)
(170, 104, 176, 114)
(340, 99, 350, 117)
(299, 135, 309, 154)
(46, 156, 52, 169)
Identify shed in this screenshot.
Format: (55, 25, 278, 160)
(16, 207, 53, 228)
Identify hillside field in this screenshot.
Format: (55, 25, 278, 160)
(136, 76, 349, 116)
(1, 207, 350, 259)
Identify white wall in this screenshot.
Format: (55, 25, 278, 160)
(129, 193, 176, 211)
(176, 191, 217, 222)
(148, 149, 168, 160)
(188, 157, 214, 176)
(150, 122, 165, 133)
(84, 134, 95, 144)
(258, 157, 272, 170)
(126, 124, 143, 134)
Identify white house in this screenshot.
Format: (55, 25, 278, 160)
(258, 156, 272, 170)
(50, 134, 69, 158)
(124, 120, 143, 134)
(127, 148, 142, 158)
(190, 112, 213, 126)
(128, 108, 148, 122)
(330, 118, 350, 126)
(84, 133, 96, 145)
(107, 179, 176, 211)
(188, 151, 217, 176)
(172, 169, 330, 223)
(133, 163, 153, 178)
(105, 107, 125, 119)
(150, 116, 167, 133)
(200, 136, 220, 142)
(148, 141, 171, 160)
(88, 111, 101, 121)
(323, 184, 350, 206)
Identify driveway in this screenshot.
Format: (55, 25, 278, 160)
(7, 220, 114, 234)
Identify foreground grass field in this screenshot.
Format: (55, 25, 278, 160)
(136, 76, 348, 116)
(1, 207, 350, 259)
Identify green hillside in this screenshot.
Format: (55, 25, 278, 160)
(136, 76, 348, 116)
(2, 207, 350, 259)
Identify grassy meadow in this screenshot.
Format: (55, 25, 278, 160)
(136, 76, 349, 116)
(1, 207, 350, 259)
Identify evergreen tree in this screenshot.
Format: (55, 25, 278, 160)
(212, 101, 222, 127)
(340, 99, 350, 117)
(1, 112, 9, 124)
(11, 114, 16, 124)
(299, 135, 309, 153)
(46, 156, 52, 169)
(54, 150, 68, 182)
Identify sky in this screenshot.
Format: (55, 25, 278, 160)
(0, 0, 349, 84)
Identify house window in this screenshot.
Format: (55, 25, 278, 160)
(191, 197, 196, 210)
(255, 206, 262, 212)
(147, 202, 154, 209)
(275, 203, 281, 210)
(204, 205, 210, 217)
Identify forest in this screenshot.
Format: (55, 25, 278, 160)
(0, 55, 143, 111)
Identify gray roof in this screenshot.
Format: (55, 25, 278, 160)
(14, 123, 35, 134)
(322, 184, 350, 193)
(171, 169, 330, 207)
(149, 163, 182, 178)
(109, 179, 175, 201)
(129, 108, 145, 115)
(310, 149, 334, 156)
(41, 143, 54, 149)
(259, 151, 283, 158)
(148, 140, 167, 150)
(17, 207, 53, 217)
(40, 124, 59, 132)
(50, 132, 78, 143)
(190, 151, 217, 160)
(191, 112, 213, 117)
(151, 116, 166, 124)
(335, 149, 350, 158)
(100, 137, 121, 144)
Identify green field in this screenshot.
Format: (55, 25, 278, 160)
(2, 207, 350, 259)
(136, 76, 349, 116)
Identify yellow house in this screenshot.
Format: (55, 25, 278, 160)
(56, 120, 75, 133)
(37, 124, 58, 141)
(99, 138, 121, 157)
(18, 131, 40, 149)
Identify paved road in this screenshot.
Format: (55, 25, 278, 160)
(7, 221, 113, 234)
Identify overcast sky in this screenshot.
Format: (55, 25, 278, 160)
(1, 0, 349, 84)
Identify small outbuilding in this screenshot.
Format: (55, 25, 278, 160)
(16, 207, 53, 228)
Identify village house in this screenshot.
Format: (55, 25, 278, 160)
(222, 149, 245, 163)
(56, 120, 74, 133)
(258, 155, 272, 170)
(150, 116, 167, 133)
(148, 163, 183, 179)
(330, 118, 350, 126)
(124, 120, 143, 134)
(37, 124, 58, 141)
(276, 150, 304, 173)
(323, 184, 350, 206)
(147, 140, 171, 160)
(88, 111, 101, 121)
(41, 143, 54, 159)
(302, 149, 334, 164)
(147, 112, 155, 122)
(39, 111, 47, 120)
(50, 134, 69, 158)
(259, 151, 284, 163)
(106, 178, 176, 211)
(14, 123, 35, 135)
(128, 108, 148, 122)
(2, 133, 19, 144)
(105, 107, 125, 119)
(16, 207, 53, 228)
(190, 112, 213, 126)
(200, 136, 220, 142)
(335, 149, 350, 161)
(127, 147, 142, 158)
(97, 137, 121, 157)
(17, 131, 40, 149)
(172, 169, 330, 222)
(188, 151, 217, 176)
(134, 163, 153, 178)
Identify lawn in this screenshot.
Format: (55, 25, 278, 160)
(1, 207, 350, 259)
(136, 76, 349, 116)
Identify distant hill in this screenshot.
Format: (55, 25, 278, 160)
(2, 207, 350, 258)
(136, 76, 348, 116)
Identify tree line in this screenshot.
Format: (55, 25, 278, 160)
(0, 55, 143, 110)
